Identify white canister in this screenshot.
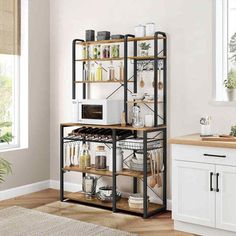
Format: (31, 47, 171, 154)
(109, 148, 123, 172)
(144, 114, 154, 127)
(200, 124, 212, 136)
(145, 23, 155, 36)
(135, 25, 145, 37)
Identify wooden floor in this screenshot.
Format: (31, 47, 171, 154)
(0, 189, 192, 236)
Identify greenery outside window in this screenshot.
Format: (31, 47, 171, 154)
(0, 0, 21, 149)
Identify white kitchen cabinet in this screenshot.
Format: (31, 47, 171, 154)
(216, 165, 236, 232)
(173, 161, 215, 227)
(170, 141, 236, 236)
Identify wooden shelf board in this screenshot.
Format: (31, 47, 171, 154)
(127, 100, 163, 104)
(127, 36, 166, 42)
(64, 165, 151, 178)
(61, 123, 166, 131)
(117, 169, 152, 178)
(66, 192, 164, 214)
(63, 165, 112, 177)
(76, 36, 166, 46)
(77, 39, 125, 45)
(75, 80, 133, 84)
(128, 56, 166, 60)
(76, 57, 124, 62)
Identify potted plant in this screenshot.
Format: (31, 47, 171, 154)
(230, 125, 236, 137)
(139, 42, 151, 57)
(0, 158, 12, 183)
(224, 69, 236, 101)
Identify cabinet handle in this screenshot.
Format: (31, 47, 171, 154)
(210, 172, 213, 191)
(203, 154, 226, 158)
(216, 173, 219, 192)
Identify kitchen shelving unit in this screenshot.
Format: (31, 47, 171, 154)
(60, 32, 167, 218)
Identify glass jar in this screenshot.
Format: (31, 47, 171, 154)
(111, 45, 119, 58)
(102, 45, 110, 58)
(79, 144, 91, 169)
(82, 46, 87, 59)
(95, 146, 107, 170)
(93, 45, 98, 59)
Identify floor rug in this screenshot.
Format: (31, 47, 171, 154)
(0, 206, 136, 236)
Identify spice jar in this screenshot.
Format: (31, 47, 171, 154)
(102, 45, 110, 58)
(111, 45, 119, 58)
(95, 146, 107, 170)
(80, 144, 91, 169)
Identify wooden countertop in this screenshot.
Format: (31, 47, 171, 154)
(169, 134, 236, 149)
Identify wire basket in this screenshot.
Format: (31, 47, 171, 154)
(118, 138, 161, 151)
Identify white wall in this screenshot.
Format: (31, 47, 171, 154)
(48, 0, 235, 200)
(0, 0, 50, 191)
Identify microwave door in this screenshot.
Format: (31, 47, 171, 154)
(82, 104, 103, 121)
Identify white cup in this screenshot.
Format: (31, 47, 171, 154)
(145, 115, 154, 127)
(145, 23, 155, 36)
(135, 25, 145, 37)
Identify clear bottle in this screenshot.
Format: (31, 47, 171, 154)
(89, 63, 95, 81)
(84, 64, 89, 81)
(96, 63, 103, 81)
(79, 144, 91, 169)
(119, 62, 124, 81)
(108, 61, 115, 81)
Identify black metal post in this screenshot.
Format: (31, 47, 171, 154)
(134, 41, 137, 93)
(60, 124, 64, 201)
(112, 129, 117, 212)
(124, 36, 128, 123)
(143, 131, 148, 218)
(133, 177, 138, 193)
(72, 39, 85, 100)
(163, 129, 167, 208)
(163, 35, 167, 126)
(124, 34, 135, 124)
(154, 33, 158, 126)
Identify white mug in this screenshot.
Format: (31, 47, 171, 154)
(145, 115, 154, 127)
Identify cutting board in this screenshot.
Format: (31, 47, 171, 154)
(202, 135, 236, 142)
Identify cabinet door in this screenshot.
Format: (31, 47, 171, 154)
(216, 165, 236, 232)
(172, 161, 215, 227)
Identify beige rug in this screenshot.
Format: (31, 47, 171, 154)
(0, 206, 136, 236)
(35, 201, 139, 229)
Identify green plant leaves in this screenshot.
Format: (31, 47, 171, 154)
(0, 158, 12, 183)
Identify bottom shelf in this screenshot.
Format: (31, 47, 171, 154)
(66, 192, 164, 215)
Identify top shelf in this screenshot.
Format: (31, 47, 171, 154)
(76, 36, 166, 46)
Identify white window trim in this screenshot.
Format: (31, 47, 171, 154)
(214, 0, 228, 102)
(213, 0, 236, 104)
(0, 0, 28, 152)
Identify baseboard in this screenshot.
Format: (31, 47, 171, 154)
(49, 180, 82, 192)
(0, 180, 50, 201)
(0, 179, 172, 211)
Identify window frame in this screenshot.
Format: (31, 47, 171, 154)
(214, 0, 236, 103)
(0, 0, 28, 152)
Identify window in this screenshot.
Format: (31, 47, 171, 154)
(0, 0, 21, 149)
(215, 0, 236, 101)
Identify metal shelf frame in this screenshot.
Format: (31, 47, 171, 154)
(60, 32, 168, 218)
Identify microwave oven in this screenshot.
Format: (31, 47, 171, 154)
(76, 99, 123, 125)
